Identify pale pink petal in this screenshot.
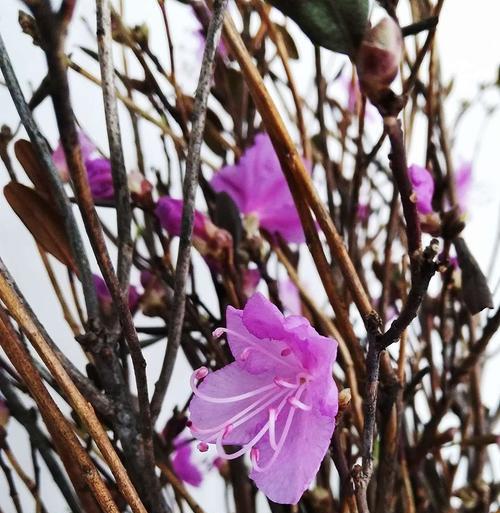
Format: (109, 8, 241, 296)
(455, 162, 472, 212)
(408, 164, 435, 214)
(278, 279, 301, 316)
(250, 381, 338, 504)
(155, 197, 208, 239)
(172, 437, 203, 487)
(226, 305, 299, 375)
(189, 363, 276, 445)
(242, 292, 286, 340)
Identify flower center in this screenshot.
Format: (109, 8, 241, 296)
(189, 364, 312, 472)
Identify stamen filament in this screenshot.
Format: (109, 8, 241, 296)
(190, 372, 277, 403)
(252, 386, 306, 473)
(221, 329, 298, 370)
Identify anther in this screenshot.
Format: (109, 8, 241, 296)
(280, 348, 291, 357)
(194, 367, 209, 380)
(223, 424, 233, 438)
(250, 447, 260, 463)
(197, 442, 209, 452)
(186, 420, 193, 428)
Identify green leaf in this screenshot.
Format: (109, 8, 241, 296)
(267, 0, 369, 56)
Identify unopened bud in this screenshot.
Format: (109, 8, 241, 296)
(338, 388, 352, 411)
(356, 17, 403, 104)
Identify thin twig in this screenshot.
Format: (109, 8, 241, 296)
(150, 0, 229, 421)
(96, 0, 133, 288)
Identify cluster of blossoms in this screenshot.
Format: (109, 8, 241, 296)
(188, 293, 339, 504)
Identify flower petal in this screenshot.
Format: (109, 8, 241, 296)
(226, 304, 299, 375)
(172, 438, 203, 487)
(242, 292, 286, 340)
(189, 363, 277, 445)
(250, 380, 338, 504)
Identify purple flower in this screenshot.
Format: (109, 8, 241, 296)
(211, 134, 306, 244)
(356, 203, 370, 222)
(155, 197, 209, 240)
(189, 292, 338, 504)
(52, 130, 114, 200)
(52, 131, 96, 182)
(278, 279, 301, 316)
(86, 158, 114, 201)
(455, 162, 472, 212)
(171, 436, 203, 487)
(155, 197, 233, 266)
(93, 274, 140, 314)
(408, 164, 435, 215)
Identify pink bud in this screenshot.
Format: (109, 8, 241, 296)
(356, 17, 403, 103)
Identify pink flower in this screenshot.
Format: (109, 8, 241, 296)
(86, 158, 114, 201)
(408, 164, 435, 215)
(52, 131, 96, 182)
(52, 131, 114, 201)
(155, 197, 233, 265)
(155, 197, 209, 240)
(171, 437, 203, 487)
(188, 292, 338, 504)
(278, 279, 301, 316)
(242, 268, 261, 298)
(455, 162, 472, 213)
(93, 274, 140, 314)
(211, 134, 306, 244)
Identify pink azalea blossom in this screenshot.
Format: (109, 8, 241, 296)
(408, 164, 435, 215)
(210, 134, 306, 244)
(188, 292, 338, 504)
(93, 274, 140, 314)
(86, 158, 114, 200)
(155, 197, 209, 240)
(52, 131, 96, 182)
(171, 436, 203, 487)
(52, 131, 115, 200)
(155, 197, 233, 266)
(278, 279, 301, 316)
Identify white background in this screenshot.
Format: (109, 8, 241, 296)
(0, 0, 499, 511)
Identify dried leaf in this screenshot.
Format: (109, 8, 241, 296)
(454, 237, 493, 315)
(4, 183, 77, 273)
(275, 24, 299, 60)
(14, 139, 52, 198)
(267, 0, 369, 56)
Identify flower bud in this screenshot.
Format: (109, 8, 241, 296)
(128, 171, 153, 205)
(356, 17, 403, 104)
